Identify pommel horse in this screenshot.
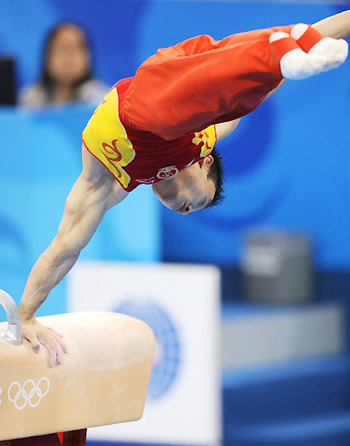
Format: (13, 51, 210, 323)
(0, 290, 155, 445)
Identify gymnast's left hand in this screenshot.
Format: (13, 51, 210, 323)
(21, 318, 68, 367)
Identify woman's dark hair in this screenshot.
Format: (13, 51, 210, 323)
(40, 22, 94, 98)
(206, 148, 225, 208)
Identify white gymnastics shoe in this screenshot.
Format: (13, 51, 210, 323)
(270, 31, 325, 79)
(291, 23, 310, 41)
(280, 48, 325, 79)
(291, 23, 348, 73)
(309, 37, 348, 71)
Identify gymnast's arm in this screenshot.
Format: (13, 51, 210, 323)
(19, 148, 129, 366)
(216, 10, 350, 141)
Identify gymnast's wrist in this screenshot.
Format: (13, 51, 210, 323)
(18, 304, 36, 323)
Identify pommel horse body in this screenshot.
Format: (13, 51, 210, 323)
(0, 290, 155, 445)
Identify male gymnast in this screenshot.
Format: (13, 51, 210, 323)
(16, 10, 350, 366)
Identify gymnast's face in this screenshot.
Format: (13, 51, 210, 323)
(152, 157, 215, 214)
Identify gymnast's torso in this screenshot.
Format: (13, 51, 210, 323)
(82, 78, 217, 192)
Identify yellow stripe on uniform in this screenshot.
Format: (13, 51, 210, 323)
(192, 125, 217, 157)
(83, 88, 135, 188)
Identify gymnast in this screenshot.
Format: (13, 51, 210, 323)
(17, 10, 350, 366)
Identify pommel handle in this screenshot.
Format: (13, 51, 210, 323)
(0, 289, 22, 345)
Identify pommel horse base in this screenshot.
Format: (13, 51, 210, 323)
(0, 290, 155, 445)
(0, 430, 86, 446)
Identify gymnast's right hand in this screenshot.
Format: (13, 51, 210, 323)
(20, 317, 68, 367)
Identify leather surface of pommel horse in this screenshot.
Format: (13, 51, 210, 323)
(0, 290, 155, 445)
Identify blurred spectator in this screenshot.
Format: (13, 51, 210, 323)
(19, 22, 109, 108)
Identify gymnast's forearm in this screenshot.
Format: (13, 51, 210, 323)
(313, 10, 350, 39)
(19, 243, 80, 321)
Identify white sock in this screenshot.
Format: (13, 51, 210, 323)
(290, 23, 309, 41)
(280, 48, 325, 79)
(309, 38, 348, 71)
(269, 31, 290, 43)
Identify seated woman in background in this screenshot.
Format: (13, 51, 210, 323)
(19, 22, 109, 107)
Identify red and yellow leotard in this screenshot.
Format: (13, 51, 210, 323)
(83, 25, 294, 191)
(83, 78, 216, 192)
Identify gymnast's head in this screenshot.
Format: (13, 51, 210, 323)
(152, 149, 225, 214)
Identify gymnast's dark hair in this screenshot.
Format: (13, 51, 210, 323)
(40, 22, 94, 98)
(206, 148, 225, 208)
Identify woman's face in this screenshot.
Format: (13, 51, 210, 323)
(47, 25, 90, 86)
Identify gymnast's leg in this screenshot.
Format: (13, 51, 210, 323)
(122, 25, 295, 139)
(122, 21, 347, 140)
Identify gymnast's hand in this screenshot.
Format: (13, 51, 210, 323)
(21, 318, 68, 367)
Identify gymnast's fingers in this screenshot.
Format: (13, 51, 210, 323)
(45, 325, 69, 354)
(38, 336, 64, 367)
(20, 323, 41, 353)
(40, 323, 67, 347)
(52, 337, 68, 365)
(36, 321, 68, 355)
(59, 336, 69, 354)
(22, 334, 41, 353)
(38, 338, 56, 367)
(21, 320, 68, 365)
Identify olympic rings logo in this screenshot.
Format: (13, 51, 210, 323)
(8, 377, 50, 410)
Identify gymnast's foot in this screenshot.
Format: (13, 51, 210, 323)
(308, 37, 348, 71)
(270, 26, 348, 80)
(270, 31, 324, 79)
(291, 23, 348, 72)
